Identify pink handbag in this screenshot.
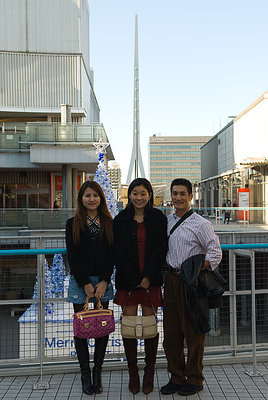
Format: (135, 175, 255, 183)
(73, 297, 115, 339)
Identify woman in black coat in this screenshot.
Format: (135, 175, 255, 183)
(66, 181, 114, 396)
(113, 178, 167, 395)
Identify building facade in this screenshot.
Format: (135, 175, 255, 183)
(0, 0, 114, 209)
(195, 91, 268, 223)
(149, 135, 211, 201)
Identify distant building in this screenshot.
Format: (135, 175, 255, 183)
(149, 135, 211, 200)
(0, 0, 114, 209)
(108, 163, 122, 201)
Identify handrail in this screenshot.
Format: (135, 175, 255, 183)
(221, 243, 268, 249)
(0, 248, 66, 255)
(1, 243, 268, 256)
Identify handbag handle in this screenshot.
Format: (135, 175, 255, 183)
(83, 296, 103, 311)
(122, 289, 157, 316)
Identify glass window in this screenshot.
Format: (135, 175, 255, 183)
(28, 194, 39, 208)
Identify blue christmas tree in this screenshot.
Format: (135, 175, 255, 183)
(50, 253, 66, 298)
(95, 151, 119, 218)
(20, 258, 53, 321)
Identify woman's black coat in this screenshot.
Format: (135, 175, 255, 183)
(66, 217, 114, 287)
(113, 207, 167, 291)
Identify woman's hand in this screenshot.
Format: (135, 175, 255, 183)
(84, 283, 95, 298)
(140, 277, 150, 290)
(94, 280, 107, 300)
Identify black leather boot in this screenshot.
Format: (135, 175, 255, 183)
(93, 335, 109, 394)
(74, 336, 94, 395)
(123, 338, 140, 394)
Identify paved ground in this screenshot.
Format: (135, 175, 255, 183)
(1, 362, 268, 400)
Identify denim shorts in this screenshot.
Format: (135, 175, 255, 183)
(66, 275, 114, 304)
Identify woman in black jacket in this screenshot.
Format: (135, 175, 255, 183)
(66, 181, 114, 396)
(113, 178, 167, 394)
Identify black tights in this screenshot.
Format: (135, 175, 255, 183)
(73, 300, 109, 371)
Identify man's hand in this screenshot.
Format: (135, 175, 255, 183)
(202, 260, 210, 270)
(94, 280, 108, 300)
(84, 283, 95, 298)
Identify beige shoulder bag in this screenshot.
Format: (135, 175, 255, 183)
(120, 289, 158, 339)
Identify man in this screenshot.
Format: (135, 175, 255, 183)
(161, 178, 222, 396)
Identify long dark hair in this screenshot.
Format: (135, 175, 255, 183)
(127, 178, 154, 215)
(73, 181, 113, 245)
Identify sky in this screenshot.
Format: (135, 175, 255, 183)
(88, 0, 268, 183)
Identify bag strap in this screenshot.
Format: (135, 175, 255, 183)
(168, 209, 193, 239)
(122, 289, 157, 316)
(83, 296, 103, 310)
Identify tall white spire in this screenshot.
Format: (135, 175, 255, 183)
(126, 15, 145, 184)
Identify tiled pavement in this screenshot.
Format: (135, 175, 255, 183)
(1, 363, 268, 400)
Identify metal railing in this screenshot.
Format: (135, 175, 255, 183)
(0, 234, 268, 376)
(0, 207, 268, 230)
(26, 123, 108, 144)
(0, 123, 108, 150)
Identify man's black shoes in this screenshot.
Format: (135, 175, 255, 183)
(177, 382, 203, 396)
(160, 380, 184, 395)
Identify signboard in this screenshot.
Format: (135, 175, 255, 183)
(238, 188, 250, 221)
(55, 175, 81, 191)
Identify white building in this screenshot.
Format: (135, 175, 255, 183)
(0, 0, 97, 122)
(196, 91, 268, 223)
(0, 0, 114, 208)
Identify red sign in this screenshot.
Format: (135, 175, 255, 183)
(238, 188, 250, 221)
(55, 176, 62, 191)
(55, 175, 81, 191)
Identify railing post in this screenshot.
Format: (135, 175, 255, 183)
(229, 249, 237, 356)
(245, 251, 263, 377)
(33, 238, 49, 390)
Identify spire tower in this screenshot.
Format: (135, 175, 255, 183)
(126, 15, 145, 184)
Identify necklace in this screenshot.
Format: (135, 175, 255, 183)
(86, 215, 99, 225)
(86, 215, 100, 238)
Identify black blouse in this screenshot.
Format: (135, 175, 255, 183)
(65, 217, 114, 287)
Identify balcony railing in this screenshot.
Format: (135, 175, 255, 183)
(26, 123, 108, 143)
(0, 207, 267, 230)
(0, 123, 108, 150)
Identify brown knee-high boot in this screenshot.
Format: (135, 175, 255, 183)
(142, 334, 159, 394)
(123, 338, 140, 394)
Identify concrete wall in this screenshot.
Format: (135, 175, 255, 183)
(0, 0, 90, 70)
(0, 0, 99, 122)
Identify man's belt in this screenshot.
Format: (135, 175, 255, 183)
(165, 264, 181, 274)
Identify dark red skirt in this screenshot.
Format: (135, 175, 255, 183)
(114, 286, 163, 308)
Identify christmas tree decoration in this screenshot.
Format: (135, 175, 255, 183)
(44, 258, 54, 314)
(95, 151, 119, 218)
(20, 258, 54, 321)
(50, 253, 66, 298)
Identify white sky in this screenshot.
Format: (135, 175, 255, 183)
(89, 0, 268, 183)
